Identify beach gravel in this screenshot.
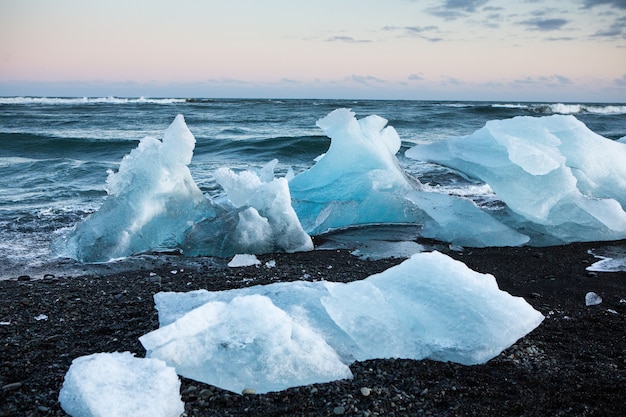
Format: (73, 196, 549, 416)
(1, 241, 625, 416)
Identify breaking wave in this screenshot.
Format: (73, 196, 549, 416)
(0, 96, 186, 105)
(493, 103, 626, 115)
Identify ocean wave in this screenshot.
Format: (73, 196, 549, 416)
(0, 132, 136, 160)
(491, 104, 530, 110)
(493, 103, 626, 115)
(0, 96, 186, 105)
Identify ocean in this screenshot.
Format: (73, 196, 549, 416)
(1, 97, 625, 279)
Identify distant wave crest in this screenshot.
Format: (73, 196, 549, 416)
(493, 103, 626, 115)
(0, 96, 186, 105)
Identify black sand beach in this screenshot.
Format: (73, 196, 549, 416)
(1, 240, 625, 416)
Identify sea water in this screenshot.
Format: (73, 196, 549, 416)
(1, 97, 624, 279)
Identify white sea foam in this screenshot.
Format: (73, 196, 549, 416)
(492, 103, 626, 115)
(544, 103, 626, 115)
(492, 104, 530, 109)
(0, 96, 186, 105)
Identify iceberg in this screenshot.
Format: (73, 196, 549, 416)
(405, 190, 529, 247)
(58, 352, 184, 417)
(182, 160, 313, 257)
(53, 111, 626, 263)
(140, 251, 544, 394)
(52, 115, 212, 262)
(52, 117, 312, 262)
(289, 108, 524, 247)
(406, 115, 626, 245)
(139, 294, 353, 394)
(289, 108, 424, 234)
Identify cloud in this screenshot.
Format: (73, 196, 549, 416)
(591, 16, 626, 38)
(382, 25, 443, 42)
(427, 0, 490, 20)
(408, 73, 425, 81)
(326, 36, 372, 43)
(519, 17, 569, 31)
(615, 74, 626, 86)
(350, 75, 388, 85)
(582, 0, 626, 9)
(511, 74, 573, 88)
(441, 76, 465, 86)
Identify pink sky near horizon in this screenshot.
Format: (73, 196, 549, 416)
(1, 0, 625, 101)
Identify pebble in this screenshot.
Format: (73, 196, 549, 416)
(360, 387, 371, 397)
(242, 388, 256, 395)
(333, 406, 346, 415)
(199, 389, 213, 399)
(2, 382, 23, 391)
(17, 275, 30, 281)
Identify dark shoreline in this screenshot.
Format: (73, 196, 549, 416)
(1, 241, 625, 416)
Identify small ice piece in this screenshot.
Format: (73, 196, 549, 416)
(587, 257, 626, 272)
(140, 294, 352, 394)
(585, 292, 603, 306)
(228, 254, 261, 267)
(58, 352, 184, 417)
(35, 314, 48, 321)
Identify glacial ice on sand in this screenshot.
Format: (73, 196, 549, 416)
(53, 110, 626, 263)
(52, 116, 312, 262)
(585, 292, 603, 306)
(58, 352, 184, 417)
(406, 115, 626, 245)
(52, 115, 212, 262)
(289, 108, 423, 234)
(288, 108, 524, 247)
(227, 253, 261, 267)
(139, 294, 353, 394)
(140, 251, 544, 394)
(182, 160, 313, 257)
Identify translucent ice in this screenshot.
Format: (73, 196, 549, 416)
(405, 190, 529, 247)
(52, 115, 213, 262)
(289, 108, 424, 234)
(406, 115, 626, 245)
(585, 292, 603, 306)
(228, 254, 261, 267)
(182, 160, 313, 257)
(141, 251, 543, 393)
(321, 251, 543, 364)
(140, 294, 352, 394)
(58, 352, 184, 417)
(52, 118, 312, 262)
(289, 108, 522, 247)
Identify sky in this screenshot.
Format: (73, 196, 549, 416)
(1, 0, 625, 101)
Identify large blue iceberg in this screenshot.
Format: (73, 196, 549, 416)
(406, 115, 626, 245)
